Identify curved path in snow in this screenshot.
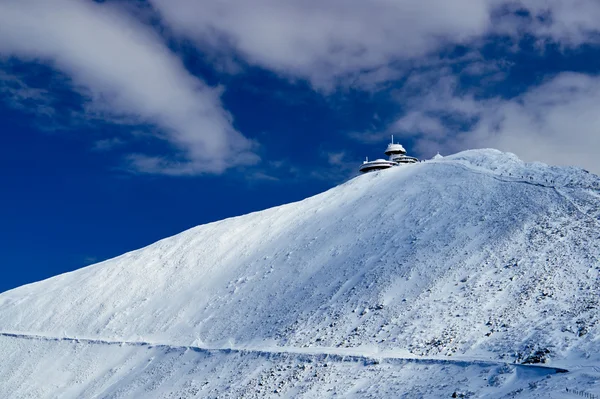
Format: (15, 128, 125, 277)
(0, 331, 568, 374)
(438, 160, 600, 228)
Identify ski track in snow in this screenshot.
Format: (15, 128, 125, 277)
(0, 331, 570, 373)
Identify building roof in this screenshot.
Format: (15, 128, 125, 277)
(384, 143, 407, 156)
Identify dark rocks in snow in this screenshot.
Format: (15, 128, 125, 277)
(452, 390, 473, 398)
(521, 348, 551, 365)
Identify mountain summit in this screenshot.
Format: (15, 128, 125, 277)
(1, 149, 599, 398)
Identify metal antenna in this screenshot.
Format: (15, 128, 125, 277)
(391, 135, 394, 144)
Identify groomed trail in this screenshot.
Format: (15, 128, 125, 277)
(0, 330, 579, 399)
(0, 331, 569, 373)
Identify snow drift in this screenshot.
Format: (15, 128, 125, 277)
(1, 149, 599, 398)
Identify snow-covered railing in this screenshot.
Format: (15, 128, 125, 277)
(566, 387, 599, 398)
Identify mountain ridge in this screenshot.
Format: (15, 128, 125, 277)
(1, 148, 599, 398)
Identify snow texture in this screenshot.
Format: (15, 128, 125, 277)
(1, 149, 600, 398)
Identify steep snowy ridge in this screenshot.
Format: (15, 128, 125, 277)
(1, 149, 599, 398)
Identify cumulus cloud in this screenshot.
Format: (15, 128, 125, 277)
(148, 0, 493, 89)
(388, 70, 600, 174)
(147, 0, 600, 90)
(0, 0, 258, 175)
(465, 73, 600, 174)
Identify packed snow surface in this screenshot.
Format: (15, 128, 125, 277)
(1, 149, 600, 398)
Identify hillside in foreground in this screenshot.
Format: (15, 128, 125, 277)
(1, 149, 599, 398)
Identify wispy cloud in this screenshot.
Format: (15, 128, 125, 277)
(307, 150, 359, 183)
(92, 138, 126, 152)
(0, 0, 259, 175)
(0, 70, 56, 117)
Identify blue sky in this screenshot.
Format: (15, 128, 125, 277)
(1, 0, 600, 293)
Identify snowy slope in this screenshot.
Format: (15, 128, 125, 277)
(1, 149, 599, 398)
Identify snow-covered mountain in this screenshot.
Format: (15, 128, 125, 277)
(1, 149, 599, 398)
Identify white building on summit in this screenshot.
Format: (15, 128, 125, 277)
(359, 136, 418, 173)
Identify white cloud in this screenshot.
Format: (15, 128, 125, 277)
(147, 0, 600, 90)
(0, 0, 258, 175)
(386, 71, 600, 174)
(148, 0, 493, 90)
(390, 111, 449, 138)
(496, 0, 600, 46)
(144, 0, 600, 174)
(465, 73, 600, 174)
